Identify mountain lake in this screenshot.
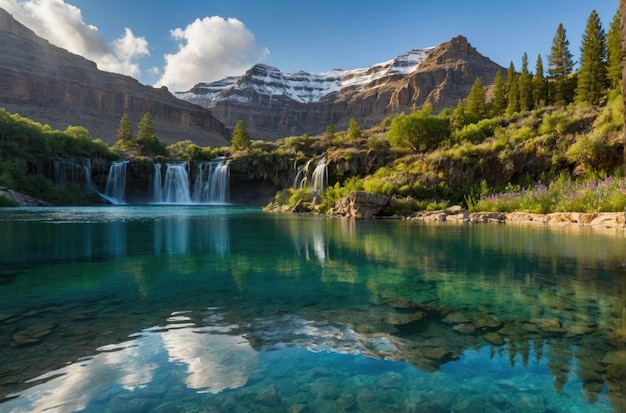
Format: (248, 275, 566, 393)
(0, 206, 624, 412)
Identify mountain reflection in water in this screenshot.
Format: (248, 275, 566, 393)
(0, 206, 624, 412)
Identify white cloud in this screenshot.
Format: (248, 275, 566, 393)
(0, 0, 149, 78)
(155, 16, 269, 92)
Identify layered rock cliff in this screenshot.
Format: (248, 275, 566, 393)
(0, 8, 229, 147)
(180, 36, 504, 141)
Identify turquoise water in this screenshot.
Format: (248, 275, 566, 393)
(0, 206, 625, 412)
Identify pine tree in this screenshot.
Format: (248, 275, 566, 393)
(231, 120, 251, 150)
(575, 10, 607, 105)
(451, 99, 466, 130)
(532, 54, 549, 107)
(117, 114, 133, 142)
(136, 112, 156, 144)
(606, 9, 621, 90)
(547, 23, 575, 105)
(505, 62, 520, 116)
(325, 124, 335, 140)
(491, 71, 506, 116)
(518, 52, 533, 111)
(466, 78, 487, 121)
(347, 117, 361, 139)
(136, 112, 166, 156)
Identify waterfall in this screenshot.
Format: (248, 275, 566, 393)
(82, 158, 92, 189)
(191, 158, 231, 204)
(310, 158, 328, 195)
(53, 160, 86, 186)
(153, 163, 163, 203)
(105, 160, 129, 204)
(162, 162, 191, 203)
(293, 159, 312, 189)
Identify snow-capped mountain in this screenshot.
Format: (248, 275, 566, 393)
(178, 48, 433, 107)
(178, 36, 504, 141)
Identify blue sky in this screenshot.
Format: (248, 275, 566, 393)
(0, 0, 617, 92)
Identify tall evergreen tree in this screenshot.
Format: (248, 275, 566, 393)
(465, 77, 487, 120)
(136, 112, 166, 156)
(136, 112, 156, 144)
(532, 54, 549, 107)
(575, 10, 607, 104)
(547, 23, 575, 105)
(231, 120, 251, 150)
(347, 117, 361, 139)
(491, 71, 506, 116)
(518, 52, 534, 111)
(117, 114, 133, 142)
(505, 62, 520, 116)
(606, 9, 622, 90)
(451, 99, 466, 130)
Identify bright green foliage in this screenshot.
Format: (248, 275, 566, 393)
(452, 119, 497, 144)
(532, 54, 549, 107)
(575, 10, 607, 105)
(136, 112, 167, 157)
(465, 77, 487, 121)
(491, 71, 506, 116)
(547, 23, 575, 105)
(518, 53, 533, 111)
(117, 114, 133, 143)
(606, 9, 622, 89)
(347, 117, 361, 139)
(65, 125, 90, 140)
(231, 120, 252, 150)
(387, 107, 450, 152)
(451, 100, 466, 130)
(505, 62, 520, 116)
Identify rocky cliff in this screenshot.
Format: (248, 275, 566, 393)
(179, 36, 504, 141)
(0, 8, 229, 147)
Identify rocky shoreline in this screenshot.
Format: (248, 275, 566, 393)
(408, 207, 626, 230)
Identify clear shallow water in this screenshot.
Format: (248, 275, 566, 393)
(0, 206, 625, 412)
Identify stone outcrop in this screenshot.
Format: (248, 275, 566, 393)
(0, 8, 229, 147)
(408, 207, 626, 229)
(0, 186, 50, 206)
(181, 36, 504, 140)
(328, 191, 391, 219)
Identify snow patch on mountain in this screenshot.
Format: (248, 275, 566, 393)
(178, 47, 435, 106)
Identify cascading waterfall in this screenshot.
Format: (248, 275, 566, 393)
(161, 162, 191, 203)
(104, 160, 129, 204)
(310, 158, 328, 195)
(153, 163, 163, 203)
(293, 159, 312, 189)
(82, 158, 92, 189)
(191, 158, 231, 204)
(53, 160, 87, 186)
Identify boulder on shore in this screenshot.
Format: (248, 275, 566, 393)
(328, 191, 390, 219)
(0, 186, 50, 206)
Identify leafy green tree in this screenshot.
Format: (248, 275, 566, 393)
(606, 9, 622, 90)
(231, 120, 251, 150)
(490, 71, 506, 116)
(117, 114, 133, 143)
(575, 10, 607, 105)
(64, 125, 90, 140)
(532, 54, 549, 107)
(136, 112, 167, 156)
(547, 23, 575, 105)
(347, 117, 361, 139)
(387, 108, 449, 153)
(465, 77, 487, 121)
(505, 62, 520, 116)
(518, 52, 533, 111)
